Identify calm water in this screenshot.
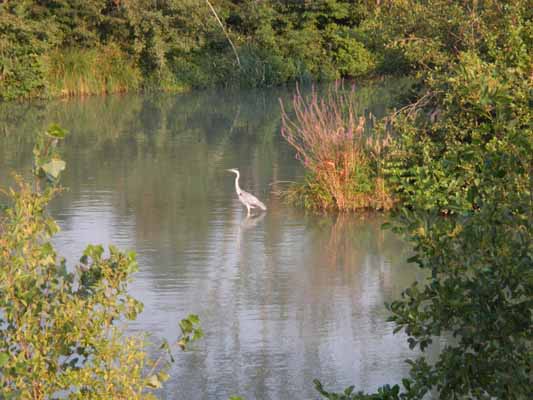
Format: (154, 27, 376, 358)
(0, 83, 428, 399)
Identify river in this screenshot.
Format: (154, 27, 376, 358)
(0, 82, 429, 399)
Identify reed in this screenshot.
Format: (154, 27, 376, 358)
(280, 84, 394, 212)
(43, 44, 142, 98)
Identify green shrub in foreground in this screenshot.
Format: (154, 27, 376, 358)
(0, 126, 203, 399)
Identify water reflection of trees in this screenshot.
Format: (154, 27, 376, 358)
(0, 79, 418, 322)
(309, 213, 416, 317)
(154, 209, 419, 400)
(0, 81, 418, 400)
(320, 214, 409, 280)
(0, 77, 412, 168)
(0, 80, 417, 304)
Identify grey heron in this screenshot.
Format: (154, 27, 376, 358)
(227, 169, 267, 216)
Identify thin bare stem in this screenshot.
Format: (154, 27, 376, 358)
(206, 0, 241, 69)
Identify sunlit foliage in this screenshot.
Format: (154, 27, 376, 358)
(281, 84, 394, 211)
(315, 0, 532, 398)
(0, 126, 203, 398)
(0, 0, 388, 100)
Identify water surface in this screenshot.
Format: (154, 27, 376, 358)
(0, 83, 424, 399)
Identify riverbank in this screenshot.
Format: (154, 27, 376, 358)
(1, 1, 407, 102)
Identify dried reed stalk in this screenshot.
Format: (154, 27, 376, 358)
(280, 84, 393, 211)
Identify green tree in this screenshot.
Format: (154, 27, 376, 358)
(0, 4, 49, 100)
(315, 1, 533, 398)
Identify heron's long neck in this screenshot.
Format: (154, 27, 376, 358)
(234, 172, 241, 193)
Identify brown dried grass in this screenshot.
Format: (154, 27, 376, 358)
(280, 84, 394, 211)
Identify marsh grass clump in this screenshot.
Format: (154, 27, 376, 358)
(44, 44, 142, 98)
(280, 85, 394, 212)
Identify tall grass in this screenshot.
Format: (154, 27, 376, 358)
(280, 84, 394, 212)
(43, 44, 142, 98)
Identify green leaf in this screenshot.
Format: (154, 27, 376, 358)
(179, 319, 193, 333)
(381, 222, 392, 230)
(41, 159, 66, 180)
(46, 124, 67, 139)
(344, 385, 355, 395)
(193, 327, 204, 340)
(146, 374, 162, 389)
(406, 255, 420, 264)
(157, 371, 170, 383)
(0, 353, 9, 367)
(187, 314, 200, 324)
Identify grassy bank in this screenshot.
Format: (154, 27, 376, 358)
(43, 45, 143, 98)
(0, 1, 409, 102)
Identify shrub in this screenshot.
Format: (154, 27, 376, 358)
(325, 26, 376, 78)
(0, 11, 47, 100)
(237, 44, 295, 87)
(314, 1, 532, 398)
(0, 126, 203, 398)
(280, 84, 394, 211)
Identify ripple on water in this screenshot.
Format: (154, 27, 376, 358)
(0, 88, 420, 400)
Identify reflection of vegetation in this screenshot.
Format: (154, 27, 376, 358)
(0, 87, 304, 281)
(308, 213, 411, 285)
(1, 79, 409, 174)
(0, 87, 285, 165)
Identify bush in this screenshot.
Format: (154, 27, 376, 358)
(0, 11, 47, 100)
(325, 26, 376, 78)
(280, 84, 394, 212)
(315, 1, 532, 398)
(0, 126, 203, 398)
(237, 44, 295, 87)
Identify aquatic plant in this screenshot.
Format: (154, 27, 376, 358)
(280, 84, 394, 212)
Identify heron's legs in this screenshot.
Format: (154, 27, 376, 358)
(246, 205, 251, 216)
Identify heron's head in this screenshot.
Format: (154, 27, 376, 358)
(226, 168, 239, 174)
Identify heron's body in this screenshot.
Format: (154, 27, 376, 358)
(227, 169, 267, 215)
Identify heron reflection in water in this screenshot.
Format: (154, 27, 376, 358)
(227, 168, 267, 216)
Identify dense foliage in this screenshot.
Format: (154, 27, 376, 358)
(316, 0, 533, 398)
(0, 0, 414, 101)
(0, 126, 203, 398)
(3, 1, 531, 101)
